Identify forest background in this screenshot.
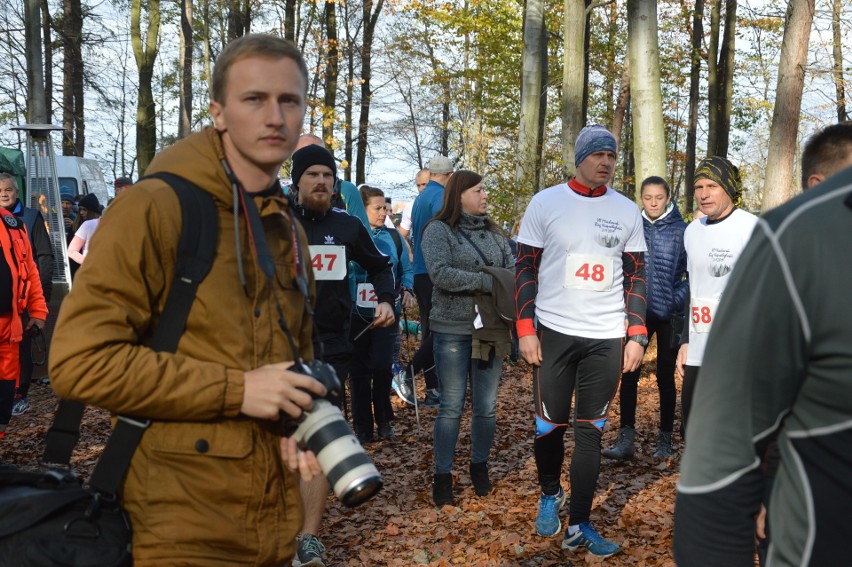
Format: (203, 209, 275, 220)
(0, 0, 840, 222)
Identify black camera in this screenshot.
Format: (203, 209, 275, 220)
(278, 359, 383, 508)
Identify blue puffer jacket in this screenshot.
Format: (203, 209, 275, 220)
(643, 200, 688, 322)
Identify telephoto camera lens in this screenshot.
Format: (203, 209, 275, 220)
(289, 399, 383, 507)
(281, 360, 383, 507)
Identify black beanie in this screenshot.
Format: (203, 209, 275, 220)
(291, 145, 337, 190)
(78, 193, 101, 214)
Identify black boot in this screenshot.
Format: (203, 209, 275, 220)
(602, 427, 636, 461)
(470, 461, 492, 496)
(432, 473, 454, 506)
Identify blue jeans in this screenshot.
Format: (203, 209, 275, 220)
(433, 332, 502, 474)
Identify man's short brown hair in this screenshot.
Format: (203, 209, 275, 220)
(212, 34, 309, 104)
(801, 121, 852, 189)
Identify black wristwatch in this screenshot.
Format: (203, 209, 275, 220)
(628, 334, 649, 347)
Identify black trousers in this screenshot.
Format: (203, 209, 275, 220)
(533, 324, 622, 526)
(617, 318, 677, 432)
(681, 364, 700, 438)
(349, 314, 395, 436)
(412, 273, 438, 390)
(16, 313, 33, 398)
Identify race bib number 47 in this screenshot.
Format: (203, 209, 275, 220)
(309, 245, 347, 280)
(691, 297, 720, 333)
(564, 254, 614, 291)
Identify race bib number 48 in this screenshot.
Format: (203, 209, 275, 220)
(691, 297, 720, 333)
(564, 254, 614, 291)
(356, 283, 378, 308)
(309, 245, 347, 280)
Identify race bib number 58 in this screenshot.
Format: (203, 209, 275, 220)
(564, 254, 613, 291)
(309, 245, 347, 280)
(691, 297, 720, 333)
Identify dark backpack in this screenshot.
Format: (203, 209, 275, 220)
(46, 171, 218, 473)
(1, 173, 218, 567)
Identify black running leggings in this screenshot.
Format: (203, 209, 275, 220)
(533, 325, 622, 526)
(617, 318, 677, 432)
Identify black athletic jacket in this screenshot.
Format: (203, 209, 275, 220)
(674, 170, 852, 567)
(295, 205, 396, 355)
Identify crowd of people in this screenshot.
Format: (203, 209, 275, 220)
(0, 32, 849, 566)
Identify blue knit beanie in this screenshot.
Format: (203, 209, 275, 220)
(575, 124, 617, 166)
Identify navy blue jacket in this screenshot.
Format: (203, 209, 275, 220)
(644, 201, 688, 322)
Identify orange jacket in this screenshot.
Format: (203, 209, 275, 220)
(0, 208, 48, 344)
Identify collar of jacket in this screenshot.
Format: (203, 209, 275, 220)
(458, 212, 489, 231)
(568, 178, 607, 198)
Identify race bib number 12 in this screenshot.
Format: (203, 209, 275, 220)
(309, 245, 347, 280)
(691, 297, 720, 333)
(356, 283, 378, 308)
(564, 254, 613, 291)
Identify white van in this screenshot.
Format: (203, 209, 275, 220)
(54, 156, 113, 206)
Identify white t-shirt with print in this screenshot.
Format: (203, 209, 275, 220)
(518, 184, 647, 339)
(74, 218, 101, 256)
(683, 208, 757, 366)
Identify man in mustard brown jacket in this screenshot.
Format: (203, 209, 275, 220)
(49, 35, 328, 566)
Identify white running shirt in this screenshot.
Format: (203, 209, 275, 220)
(518, 184, 646, 339)
(683, 208, 757, 366)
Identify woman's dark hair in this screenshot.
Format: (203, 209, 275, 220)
(640, 175, 670, 197)
(433, 170, 499, 233)
(359, 185, 384, 207)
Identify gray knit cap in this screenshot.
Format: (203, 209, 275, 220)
(575, 124, 617, 166)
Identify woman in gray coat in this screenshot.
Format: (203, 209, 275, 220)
(421, 170, 514, 507)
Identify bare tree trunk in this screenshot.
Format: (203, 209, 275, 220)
(228, 0, 250, 40)
(322, 1, 338, 152)
(628, 0, 666, 203)
(535, 19, 548, 190)
(706, 0, 721, 155)
(611, 62, 630, 144)
(24, 0, 46, 123)
(62, 0, 84, 155)
(516, 0, 545, 200)
(202, 0, 213, 97)
(354, 0, 384, 185)
(131, 0, 160, 175)
(833, 0, 847, 122)
(762, 0, 814, 211)
(285, 0, 296, 42)
(178, 0, 193, 138)
(684, 0, 704, 213)
(715, 0, 736, 157)
(40, 0, 52, 121)
(561, 0, 585, 174)
(343, 3, 355, 180)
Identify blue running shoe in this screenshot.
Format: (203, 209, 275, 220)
(561, 522, 621, 557)
(392, 370, 415, 405)
(535, 487, 566, 537)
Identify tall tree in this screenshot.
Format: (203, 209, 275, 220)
(707, 0, 737, 157)
(178, 0, 193, 138)
(322, 0, 339, 152)
(684, 0, 705, 213)
(131, 0, 160, 174)
(62, 0, 85, 155)
(354, 0, 384, 185)
(517, 0, 545, 199)
(285, 0, 297, 41)
(832, 0, 847, 122)
(761, 0, 814, 211)
(24, 0, 46, 123)
(227, 0, 250, 40)
(561, 0, 585, 173)
(627, 0, 666, 204)
(40, 0, 52, 121)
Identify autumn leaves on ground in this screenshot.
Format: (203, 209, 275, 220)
(1, 344, 678, 566)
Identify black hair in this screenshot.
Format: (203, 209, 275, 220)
(640, 175, 670, 197)
(801, 122, 852, 189)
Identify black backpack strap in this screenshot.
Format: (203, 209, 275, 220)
(44, 173, 218, 495)
(388, 227, 403, 262)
